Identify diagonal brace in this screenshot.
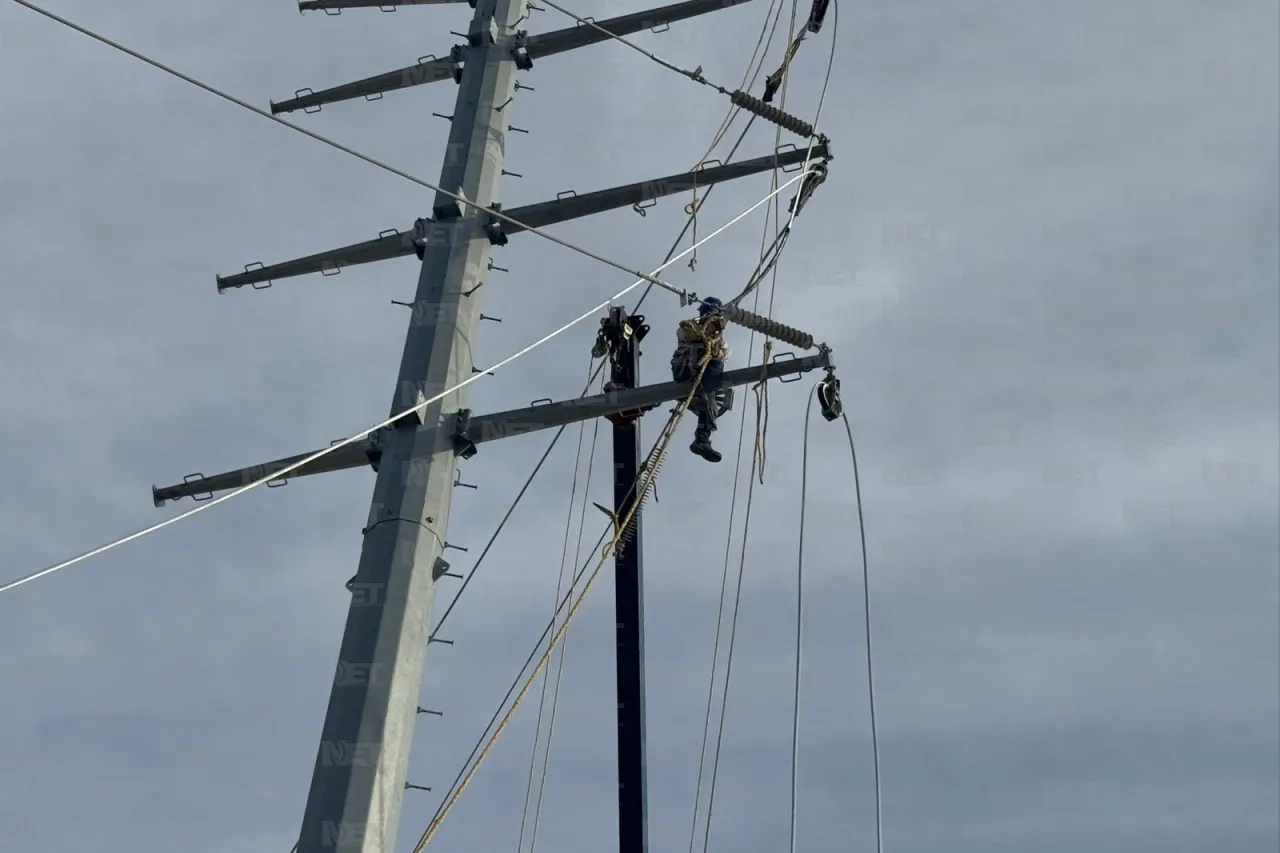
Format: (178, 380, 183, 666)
(151, 351, 830, 505)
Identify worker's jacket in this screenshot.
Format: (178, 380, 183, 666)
(671, 315, 730, 373)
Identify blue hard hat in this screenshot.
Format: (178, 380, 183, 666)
(698, 297, 723, 316)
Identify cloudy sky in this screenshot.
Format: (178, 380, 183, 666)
(1, 0, 1276, 851)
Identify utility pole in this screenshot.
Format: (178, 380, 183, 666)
(154, 1, 836, 850)
(597, 308, 654, 852)
(295, 0, 527, 849)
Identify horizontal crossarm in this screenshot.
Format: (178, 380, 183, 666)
(275, 0, 754, 114)
(523, 0, 754, 60)
(461, 351, 830, 447)
(150, 351, 829, 505)
(270, 52, 461, 114)
(491, 142, 829, 239)
(151, 438, 382, 507)
(215, 228, 417, 291)
(299, 0, 467, 10)
(216, 143, 826, 290)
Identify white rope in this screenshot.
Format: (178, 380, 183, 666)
(0, 168, 815, 597)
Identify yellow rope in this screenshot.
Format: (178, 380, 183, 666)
(412, 345, 720, 851)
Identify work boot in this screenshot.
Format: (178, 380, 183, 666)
(690, 439, 722, 463)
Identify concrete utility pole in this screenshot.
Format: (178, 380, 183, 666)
(155, 0, 837, 849)
(292, 0, 527, 849)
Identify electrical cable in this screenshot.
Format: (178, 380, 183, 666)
(429, 357, 604, 640)
(516, 364, 600, 853)
(698, 0, 808, 844)
(429, 6, 790, 839)
(791, 383, 817, 853)
(683, 1, 800, 845)
(695, 1, 840, 846)
(539, 0, 722, 89)
(838, 408, 884, 853)
(525, 413, 600, 853)
(0, 170, 812, 597)
(633, 0, 790, 313)
(7, 0, 691, 302)
(413, 344, 722, 851)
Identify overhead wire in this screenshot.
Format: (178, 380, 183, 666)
(412, 343, 724, 852)
(791, 384, 816, 853)
(837, 407, 885, 853)
(425, 3, 792, 839)
(0, 170, 813, 597)
(6, 0, 692, 303)
(524, 413, 599, 853)
(695, 0, 840, 847)
(516, 363, 601, 853)
(538, 0, 771, 102)
(698, 0, 806, 846)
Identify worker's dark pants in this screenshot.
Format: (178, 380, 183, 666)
(672, 359, 724, 442)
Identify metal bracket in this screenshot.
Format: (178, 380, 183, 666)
(293, 88, 323, 114)
(239, 262, 271, 291)
(485, 203, 509, 246)
(772, 351, 804, 382)
(452, 409, 478, 459)
(774, 142, 805, 173)
(182, 473, 214, 502)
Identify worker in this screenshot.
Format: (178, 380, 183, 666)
(670, 296, 730, 463)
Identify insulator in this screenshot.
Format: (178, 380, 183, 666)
(729, 90, 815, 139)
(719, 304, 815, 350)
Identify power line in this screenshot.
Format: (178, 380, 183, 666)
(7, 0, 694, 302)
(839, 409, 884, 853)
(0, 170, 812, 597)
(539, 0, 732, 91)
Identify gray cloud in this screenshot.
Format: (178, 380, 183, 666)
(1, 0, 1276, 850)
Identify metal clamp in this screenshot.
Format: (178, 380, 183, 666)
(772, 351, 804, 382)
(774, 142, 805, 173)
(293, 88, 322, 114)
(240, 261, 271, 291)
(183, 473, 214, 502)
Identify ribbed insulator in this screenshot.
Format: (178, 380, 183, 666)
(729, 90, 815, 139)
(720, 304, 815, 350)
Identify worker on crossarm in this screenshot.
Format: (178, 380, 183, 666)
(671, 296, 730, 463)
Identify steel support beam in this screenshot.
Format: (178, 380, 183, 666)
(271, 0, 755, 114)
(522, 0, 753, 60)
(149, 352, 830, 506)
(214, 143, 826, 291)
(603, 309, 650, 853)
(300, 0, 468, 11)
(487, 142, 829, 240)
(294, 0, 525, 848)
(456, 351, 828, 449)
(271, 53, 462, 114)
(151, 437, 380, 507)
